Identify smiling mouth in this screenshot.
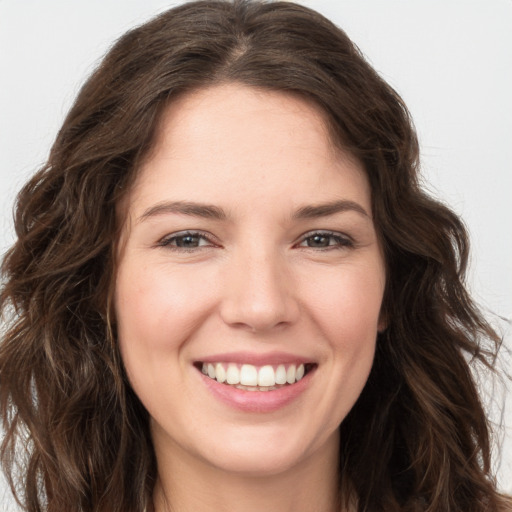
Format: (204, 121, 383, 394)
(196, 362, 317, 391)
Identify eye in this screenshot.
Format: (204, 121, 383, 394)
(157, 231, 215, 250)
(297, 231, 353, 250)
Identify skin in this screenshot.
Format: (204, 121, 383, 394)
(115, 83, 386, 512)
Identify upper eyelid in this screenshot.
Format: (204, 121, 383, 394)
(296, 229, 353, 242)
(157, 230, 219, 246)
(294, 231, 356, 251)
(156, 229, 353, 247)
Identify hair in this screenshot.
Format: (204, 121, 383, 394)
(0, 1, 510, 511)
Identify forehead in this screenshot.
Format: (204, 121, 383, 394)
(124, 83, 370, 219)
(155, 83, 336, 144)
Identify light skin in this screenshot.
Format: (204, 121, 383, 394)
(115, 83, 386, 512)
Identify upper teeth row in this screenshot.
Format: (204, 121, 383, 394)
(201, 363, 305, 387)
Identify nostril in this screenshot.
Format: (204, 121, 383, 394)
(218, 274, 300, 332)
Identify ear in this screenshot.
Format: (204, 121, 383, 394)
(377, 310, 388, 333)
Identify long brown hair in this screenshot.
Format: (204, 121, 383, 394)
(1, 1, 510, 511)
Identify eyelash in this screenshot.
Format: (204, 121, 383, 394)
(296, 230, 354, 250)
(157, 231, 216, 251)
(157, 230, 354, 252)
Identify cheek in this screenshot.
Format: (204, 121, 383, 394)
(117, 263, 209, 336)
(302, 261, 385, 344)
(296, 262, 384, 431)
(114, 262, 217, 381)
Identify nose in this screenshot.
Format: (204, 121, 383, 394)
(219, 247, 300, 333)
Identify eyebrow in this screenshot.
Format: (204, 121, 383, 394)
(139, 201, 227, 222)
(292, 200, 370, 220)
(138, 198, 369, 223)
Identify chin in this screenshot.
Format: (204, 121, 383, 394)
(191, 423, 339, 478)
(202, 446, 307, 477)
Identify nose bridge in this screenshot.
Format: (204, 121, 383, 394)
(220, 240, 298, 332)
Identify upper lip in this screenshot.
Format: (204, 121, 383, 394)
(196, 351, 314, 366)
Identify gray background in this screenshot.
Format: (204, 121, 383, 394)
(1, 0, 511, 508)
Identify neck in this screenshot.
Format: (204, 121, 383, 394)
(152, 431, 342, 512)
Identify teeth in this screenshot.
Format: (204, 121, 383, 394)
(226, 364, 240, 385)
(286, 365, 296, 384)
(240, 364, 258, 386)
(275, 365, 287, 385)
(215, 363, 226, 383)
(258, 365, 275, 387)
(200, 362, 309, 389)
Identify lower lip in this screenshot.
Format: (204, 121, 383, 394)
(199, 369, 314, 413)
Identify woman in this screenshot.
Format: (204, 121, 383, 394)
(0, 1, 510, 511)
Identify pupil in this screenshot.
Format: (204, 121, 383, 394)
(309, 235, 329, 247)
(177, 234, 199, 247)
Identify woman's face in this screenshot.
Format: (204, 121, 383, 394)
(115, 84, 386, 477)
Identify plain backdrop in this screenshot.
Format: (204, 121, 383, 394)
(1, 0, 511, 508)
